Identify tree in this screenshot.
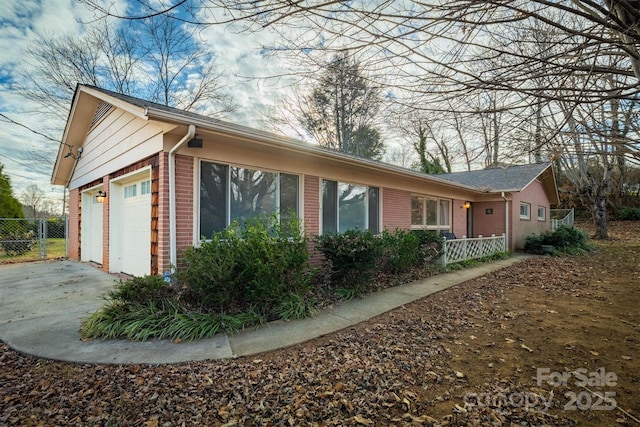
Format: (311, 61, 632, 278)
(297, 54, 385, 159)
(19, 17, 235, 122)
(21, 185, 45, 218)
(0, 164, 24, 218)
(81, 0, 640, 237)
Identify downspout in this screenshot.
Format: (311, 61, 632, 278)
(168, 124, 196, 272)
(501, 191, 509, 251)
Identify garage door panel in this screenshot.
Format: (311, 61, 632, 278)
(112, 176, 151, 277)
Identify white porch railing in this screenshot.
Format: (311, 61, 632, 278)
(441, 233, 507, 266)
(550, 208, 574, 231)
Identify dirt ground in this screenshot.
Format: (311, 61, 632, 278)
(1, 221, 639, 426)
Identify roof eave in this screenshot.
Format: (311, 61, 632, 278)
(145, 106, 483, 194)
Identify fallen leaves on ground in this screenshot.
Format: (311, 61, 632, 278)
(1, 221, 639, 426)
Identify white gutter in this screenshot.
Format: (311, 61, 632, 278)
(168, 124, 196, 272)
(501, 191, 509, 251)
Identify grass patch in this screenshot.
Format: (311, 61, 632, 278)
(0, 238, 67, 264)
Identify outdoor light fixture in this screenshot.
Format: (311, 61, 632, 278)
(96, 190, 107, 203)
(187, 135, 203, 148)
(462, 201, 471, 209)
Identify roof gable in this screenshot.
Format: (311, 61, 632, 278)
(437, 163, 559, 205)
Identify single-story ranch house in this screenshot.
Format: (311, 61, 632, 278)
(51, 85, 559, 277)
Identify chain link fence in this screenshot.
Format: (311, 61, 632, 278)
(0, 217, 67, 263)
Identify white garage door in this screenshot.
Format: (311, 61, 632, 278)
(81, 191, 103, 264)
(111, 173, 151, 276)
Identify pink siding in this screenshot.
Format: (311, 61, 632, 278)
(511, 180, 550, 249)
(452, 199, 468, 238)
(383, 188, 411, 231)
(175, 154, 194, 266)
(68, 189, 80, 260)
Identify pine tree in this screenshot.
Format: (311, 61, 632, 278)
(0, 164, 24, 218)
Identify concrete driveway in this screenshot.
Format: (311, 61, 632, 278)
(0, 260, 232, 364)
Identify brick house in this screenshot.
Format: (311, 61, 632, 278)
(51, 85, 559, 277)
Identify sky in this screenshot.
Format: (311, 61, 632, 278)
(0, 0, 293, 215)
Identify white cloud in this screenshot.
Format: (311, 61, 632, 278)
(0, 0, 301, 213)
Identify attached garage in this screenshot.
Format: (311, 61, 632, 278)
(109, 169, 152, 277)
(81, 188, 103, 264)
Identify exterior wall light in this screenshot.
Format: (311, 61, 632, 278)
(96, 190, 107, 203)
(462, 201, 471, 209)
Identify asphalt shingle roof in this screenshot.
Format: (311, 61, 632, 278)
(436, 163, 551, 192)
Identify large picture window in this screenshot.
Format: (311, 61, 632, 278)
(200, 161, 299, 238)
(411, 195, 450, 230)
(322, 179, 379, 234)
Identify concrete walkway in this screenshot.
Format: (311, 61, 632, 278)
(0, 256, 530, 365)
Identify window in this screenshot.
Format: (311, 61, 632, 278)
(140, 180, 151, 195)
(322, 179, 379, 234)
(411, 195, 450, 230)
(199, 161, 299, 238)
(520, 202, 531, 220)
(537, 206, 546, 221)
(124, 184, 137, 198)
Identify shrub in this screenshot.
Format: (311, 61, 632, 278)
(108, 275, 176, 305)
(314, 229, 384, 295)
(0, 229, 36, 256)
(525, 225, 591, 254)
(379, 229, 421, 273)
(618, 207, 640, 221)
(178, 214, 312, 318)
(411, 229, 444, 261)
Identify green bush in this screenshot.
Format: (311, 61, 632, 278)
(380, 229, 421, 273)
(0, 229, 36, 256)
(525, 225, 591, 254)
(314, 229, 384, 295)
(108, 275, 176, 305)
(411, 229, 444, 260)
(178, 214, 312, 318)
(618, 207, 640, 221)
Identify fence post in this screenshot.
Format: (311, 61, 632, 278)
(502, 233, 506, 251)
(491, 234, 496, 253)
(38, 218, 47, 260)
(441, 237, 447, 267)
(65, 214, 69, 258)
(463, 235, 468, 261)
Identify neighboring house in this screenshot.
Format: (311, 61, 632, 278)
(51, 85, 559, 277)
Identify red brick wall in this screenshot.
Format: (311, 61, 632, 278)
(175, 154, 194, 266)
(382, 188, 411, 231)
(472, 201, 507, 241)
(157, 152, 170, 273)
(101, 176, 110, 272)
(303, 175, 323, 265)
(452, 199, 468, 238)
(68, 189, 80, 260)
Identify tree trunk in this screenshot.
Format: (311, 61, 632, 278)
(592, 188, 609, 239)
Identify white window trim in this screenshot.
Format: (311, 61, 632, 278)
(411, 195, 451, 230)
(520, 202, 531, 220)
(537, 206, 546, 221)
